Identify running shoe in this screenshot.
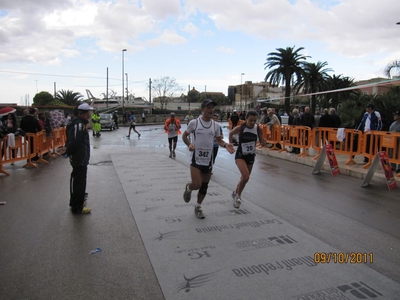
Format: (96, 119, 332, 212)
(72, 207, 91, 214)
(232, 191, 242, 209)
(138, 133, 141, 138)
(183, 183, 192, 203)
(172, 150, 176, 158)
(80, 207, 91, 214)
(194, 206, 205, 219)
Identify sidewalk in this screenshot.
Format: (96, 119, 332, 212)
(256, 146, 398, 186)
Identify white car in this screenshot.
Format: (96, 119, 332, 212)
(99, 113, 116, 131)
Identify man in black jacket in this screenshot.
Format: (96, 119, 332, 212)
(65, 103, 93, 214)
(20, 108, 42, 161)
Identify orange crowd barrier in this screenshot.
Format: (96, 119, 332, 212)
(260, 124, 282, 151)
(361, 131, 400, 175)
(311, 128, 362, 165)
(279, 125, 312, 157)
(0, 127, 67, 176)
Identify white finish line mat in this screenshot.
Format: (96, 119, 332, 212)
(112, 150, 400, 300)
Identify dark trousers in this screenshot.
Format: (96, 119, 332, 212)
(213, 146, 219, 164)
(70, 165, 87, 213)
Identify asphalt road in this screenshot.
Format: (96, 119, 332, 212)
(0, 122, 399, 299)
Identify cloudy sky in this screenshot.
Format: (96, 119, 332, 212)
(0, 0, 399, 105)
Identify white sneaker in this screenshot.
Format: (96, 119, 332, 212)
(232, 191, 242, 208)
(194, 205, 205, 219)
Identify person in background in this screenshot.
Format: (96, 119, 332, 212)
(2, 113, 18, 161)
(20, 108, 42, 162)
(314, 111, 321, 128)
(126, 111, 141, 138)
(113, 111, 119, 129)
(92, 110, 101, 137)
(185, 111, 194, 125)
(329, 108, 341, 128)
(65, 113, 71, 126)
(164, 112, 181, 158)
(389, 110, 400, 172)
(38, 112, 46, 130)
(290, 108, 302, 154)
(44, 111, 52, 136)
(357, 103, 382, 163)
(142, 112, 146, 123)
(230, 109, 240, 129)
(212, 113, 224, 166)
(229, 111, 265, 208)
(65, 103, 93, 214)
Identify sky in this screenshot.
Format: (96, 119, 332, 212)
(0, 0, 399, 105)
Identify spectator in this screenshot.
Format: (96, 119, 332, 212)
(329, 108, 341, 128)
(301, 106, 315, 128)
(20, 108, 42, 162)
(260, 108, 270, 124)
(142, 112, 146, 123)
(38, 112, 46, 130)
(44, 111, 52, 136)
(230, 109, 240, 129)
(65, 103, 93, 214)
(212, 113, 223, 166)
(2, 113, 18, 161)
(319, 108, 334, 128)
(314, 111, 321, 128)
(301, 106, 315, 148)
(290, 108, 302, 154)
(389, 110, 400, 172)
(272, 108, 282, 124)
(357, 103, 382, 163)
(113, 111, 119, 129)
(65, 113, 71, 126)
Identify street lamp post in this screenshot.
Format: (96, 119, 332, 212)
(125, 73, 129, 105)
(122, 49, 127, 109)
(240, 73, 245, 110)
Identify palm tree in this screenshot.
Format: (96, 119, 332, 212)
(384, 60, 400, 78)
(323, 75, 358, 109)
(264, 46, 309, 114)
(56, 90, 83, 106)
(295, 61, 333, 114)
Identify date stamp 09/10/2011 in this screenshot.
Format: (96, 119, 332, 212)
(314, 252, 373, 264)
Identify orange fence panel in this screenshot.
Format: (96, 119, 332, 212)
(311, 128, 362, 165)
(279, 125, 312, 157)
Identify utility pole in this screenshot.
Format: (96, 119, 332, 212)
(125, 73, 128, 105)
(106, 67, 109, 109)
(188, 84, 190, 111)
(149, 78, 152, 114)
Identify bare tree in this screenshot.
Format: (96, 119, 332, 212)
(150, 77, 183, 111)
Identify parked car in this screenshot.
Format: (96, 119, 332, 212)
(99, 113, 116, 131)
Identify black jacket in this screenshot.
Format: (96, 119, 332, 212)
(20, 115, 42, 133)
(65, 117, 90, 167)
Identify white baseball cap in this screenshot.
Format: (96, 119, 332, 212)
(78, 103, 94, 111)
